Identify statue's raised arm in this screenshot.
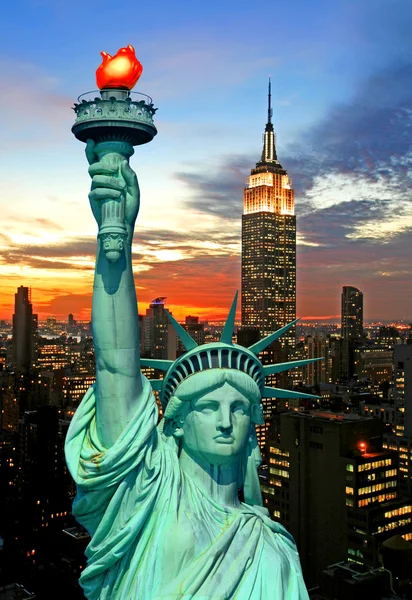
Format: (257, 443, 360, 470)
(86, 139, 143, 448)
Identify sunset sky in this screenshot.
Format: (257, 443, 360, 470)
(1, 0, 411, 322)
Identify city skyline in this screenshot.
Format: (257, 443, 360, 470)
(0, 0, 411, 322)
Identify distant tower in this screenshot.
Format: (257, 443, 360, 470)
(341, 286, 363, 340)
(241, 79, 296, 348)
(12, 286, 38, 372)
(340, 286, 363, 380)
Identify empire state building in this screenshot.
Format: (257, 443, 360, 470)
(241, 80, 296, 350)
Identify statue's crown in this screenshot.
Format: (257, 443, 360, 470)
(141, 292, 321, 410)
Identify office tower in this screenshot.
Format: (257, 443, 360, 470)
(241, 80, 296, 346)
(261, 412, 412, 586)
(304, 332, 330, 386)
(37, 339, 70, 370)
(340, 286, 363, 380)
(12, 286, 38, 372)
(341, 286, 363, 340)
(62, 375, 96, 407)
(1, 377, 19, 432)
(241, 81, 296, 451)
(353, 345, 393, 385)
(141, 297, 177, 360)
(383, 342, 412, 496)
(68, 313, 77, 335)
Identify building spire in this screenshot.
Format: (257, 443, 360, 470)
(268, 76, 272, 125)
(258, 77, 278, 166)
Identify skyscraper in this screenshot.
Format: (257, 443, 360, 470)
(12, 286, 38, 372)
(241, 80, 296, 348)
(384, 340, 412, 496)
(341, 286, 363, 380)
(341, 286, 363, 340)
(241, 81, 296, 450)
(141, 297, 177, 360)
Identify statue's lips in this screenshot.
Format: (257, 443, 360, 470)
(214, 436, 234, 444)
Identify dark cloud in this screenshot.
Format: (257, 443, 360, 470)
(298, 199, 407, 246)
(176, 156, 251, 221)
(0, 224, 241, 275)
(285, 64, 412, 201)
(176, 62, 412, 221)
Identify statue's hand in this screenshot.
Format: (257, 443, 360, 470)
(86, 139, 140, 236)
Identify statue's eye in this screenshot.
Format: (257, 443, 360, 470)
(196, 401, 218, 413)
(232, 403, 249, 415)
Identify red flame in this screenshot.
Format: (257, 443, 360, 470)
(96, 44, 143, 91)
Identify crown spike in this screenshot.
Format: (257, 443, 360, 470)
(140, 359, 173, 371)
(248, 318, 300, 355)
(165, 309, 198, 351)
(263, 357, 323, 376)
(220, 291, 238, 344)
(263, 386, 320, 400)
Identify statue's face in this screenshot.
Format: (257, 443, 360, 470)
(179, 382, 251, 466)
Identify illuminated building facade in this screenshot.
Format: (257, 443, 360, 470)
(304, 333, 331, 386)
(383, 342, 412, 496)
(340, 286, 363, 380)
(260, 412, 409, 586)
(62, 375, 96, 407)
(241, 81, 296, 452)
(341, 286, 363, 340)
(353, 345, 393, 385)
(241, 80, 296, 344)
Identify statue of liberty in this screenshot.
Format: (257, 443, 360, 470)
(65, 137, 313, 599)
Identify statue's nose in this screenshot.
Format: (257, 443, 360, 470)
(217, 408, 232, 431)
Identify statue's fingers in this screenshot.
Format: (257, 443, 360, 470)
(88, 163, 118, 178)
(91, 175, 126, 192)
(85, 140, 97, 166)
(121, 160, 139, 195)
(88, 187, 122, 202)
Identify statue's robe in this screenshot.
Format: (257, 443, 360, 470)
(65, 377, 309, 600)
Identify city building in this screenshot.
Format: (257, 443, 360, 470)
(241, 81, 296, 452)
(304, 333, 331, 386)
(261, 411, 412, 586)
(383, 341, 412, 496)
(311, 561, 396, 600)
(341, 286, 363, 341)
(340, 286, 364, 381)
(0, 584, 36, 599)
(354, 346, 393, 385)
(62, 375, 96, 407)
(141, 298, 177, 360)
(67, 313, 77, 335)
(12, 287, 38, 373)
(241, 80, 296, 345)
(177, 316, 205, 355)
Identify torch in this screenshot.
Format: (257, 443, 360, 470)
(72, 45, 157, 262)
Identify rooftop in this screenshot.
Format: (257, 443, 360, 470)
(0, 584, 36, 600)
